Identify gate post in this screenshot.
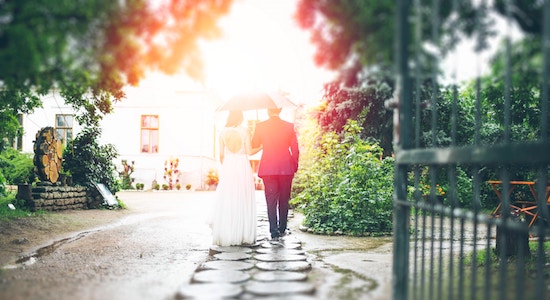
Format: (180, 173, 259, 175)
(393, 0, 413, 299)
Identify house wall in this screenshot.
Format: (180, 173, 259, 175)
(21, 94, 84, 154)
(101, 83, 223, 191)
(22, 74, 225, 192)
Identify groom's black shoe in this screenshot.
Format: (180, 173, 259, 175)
(278, 229, 289, 237)
(271, 230, 281, 240)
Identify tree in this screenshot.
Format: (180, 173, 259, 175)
(479, 36, 545, 142)
(314, 70, 394, 156)
(421, 36, 546, 148)
(0, 0, 233, 146)
(294, 0, 483, 76)
(293, 0, 496, 151)
(494, 0, 544, 36)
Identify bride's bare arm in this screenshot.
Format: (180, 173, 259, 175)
(246, 132, 262, 155)
(219, 133, 225, 164)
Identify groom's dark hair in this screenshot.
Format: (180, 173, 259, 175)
(225, 110, 243, 127)
(267, 108, 282, 117)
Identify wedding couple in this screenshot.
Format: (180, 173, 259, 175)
(210, 108, 299, 246)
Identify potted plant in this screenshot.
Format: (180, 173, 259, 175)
(151, 179, 160, 191)
(119, 160, 135, 190)
(163, 158, 180, 190)
(205, 169, 219, 191)
(255, 178, 264, 190)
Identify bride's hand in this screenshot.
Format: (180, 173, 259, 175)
(250, 146, 262, 155)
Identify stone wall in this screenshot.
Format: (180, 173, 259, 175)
(17, 184, 88, 211)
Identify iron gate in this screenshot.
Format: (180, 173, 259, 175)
(392, 0, 550, 299)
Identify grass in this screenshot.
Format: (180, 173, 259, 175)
(463, 241, 550, 266)
(413, 242, 550, 300)
(1, 189, 127, 219)
(455, 242, 550, 299)
(0, 192, 44, 221)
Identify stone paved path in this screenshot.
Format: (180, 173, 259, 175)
(175, 201, 317, 299)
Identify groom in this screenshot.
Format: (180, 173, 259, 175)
(252, 107, 299, 240)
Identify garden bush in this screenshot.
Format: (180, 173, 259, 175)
(63, 126, 120, 193)
(0, 147, 35, 185)
(291, 120, 394, 236)
(408, 165, 474, 209)
(0, 172, 6, 196)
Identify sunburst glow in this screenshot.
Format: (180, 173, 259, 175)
(199, 0, 334, 105)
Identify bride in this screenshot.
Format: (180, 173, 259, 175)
(211, 110, 261, 246)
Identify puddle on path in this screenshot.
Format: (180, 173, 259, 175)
(3, 212, 174, 270)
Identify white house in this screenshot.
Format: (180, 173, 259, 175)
(21, 74, 225, 191)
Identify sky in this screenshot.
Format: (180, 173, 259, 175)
(199, 0, 335, 106)
(141, 0, 335, 108)
(440, 9, 523, 85)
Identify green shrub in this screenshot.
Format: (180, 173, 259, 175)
(0, 192, 41, 220)
(292, 120, 394, 235)
(63, 126, 120, 193)
(0, 147, 35, 185)
(408, 165, 474, 209)
(0, 171, 6, 196)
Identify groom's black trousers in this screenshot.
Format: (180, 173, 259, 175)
(262, 175, 294, 238)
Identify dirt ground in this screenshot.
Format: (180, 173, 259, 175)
(0, 208, 130, 268)
(0, 191, 221, 300)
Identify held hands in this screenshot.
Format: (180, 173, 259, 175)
(250, 145, 262, 155)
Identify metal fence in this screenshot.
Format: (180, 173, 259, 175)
(392, 1, 550, 299)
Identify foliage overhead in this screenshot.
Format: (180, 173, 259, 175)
(294, 0, 487, 76)
(494, 0, 545, 36)
(314, 68, 395, 156)
(294, 0, 540, 76)
(0, 0, 233, 140)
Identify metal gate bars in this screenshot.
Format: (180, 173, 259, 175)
(392, 0, 550, 299)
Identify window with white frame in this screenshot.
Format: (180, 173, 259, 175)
(140, 115, 159, 153)
(55, 114, 73, 145)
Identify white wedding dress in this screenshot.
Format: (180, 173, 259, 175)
(211, 126, 257, 246)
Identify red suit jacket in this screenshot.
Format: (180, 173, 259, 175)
(251, 116, 299, 177)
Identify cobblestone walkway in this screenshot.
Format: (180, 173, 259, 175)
(176, 202, 317, 299)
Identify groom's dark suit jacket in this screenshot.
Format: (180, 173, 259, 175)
(251, 116, 299, 177)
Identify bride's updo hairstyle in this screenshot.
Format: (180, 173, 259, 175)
(225, 110, 243, 127)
